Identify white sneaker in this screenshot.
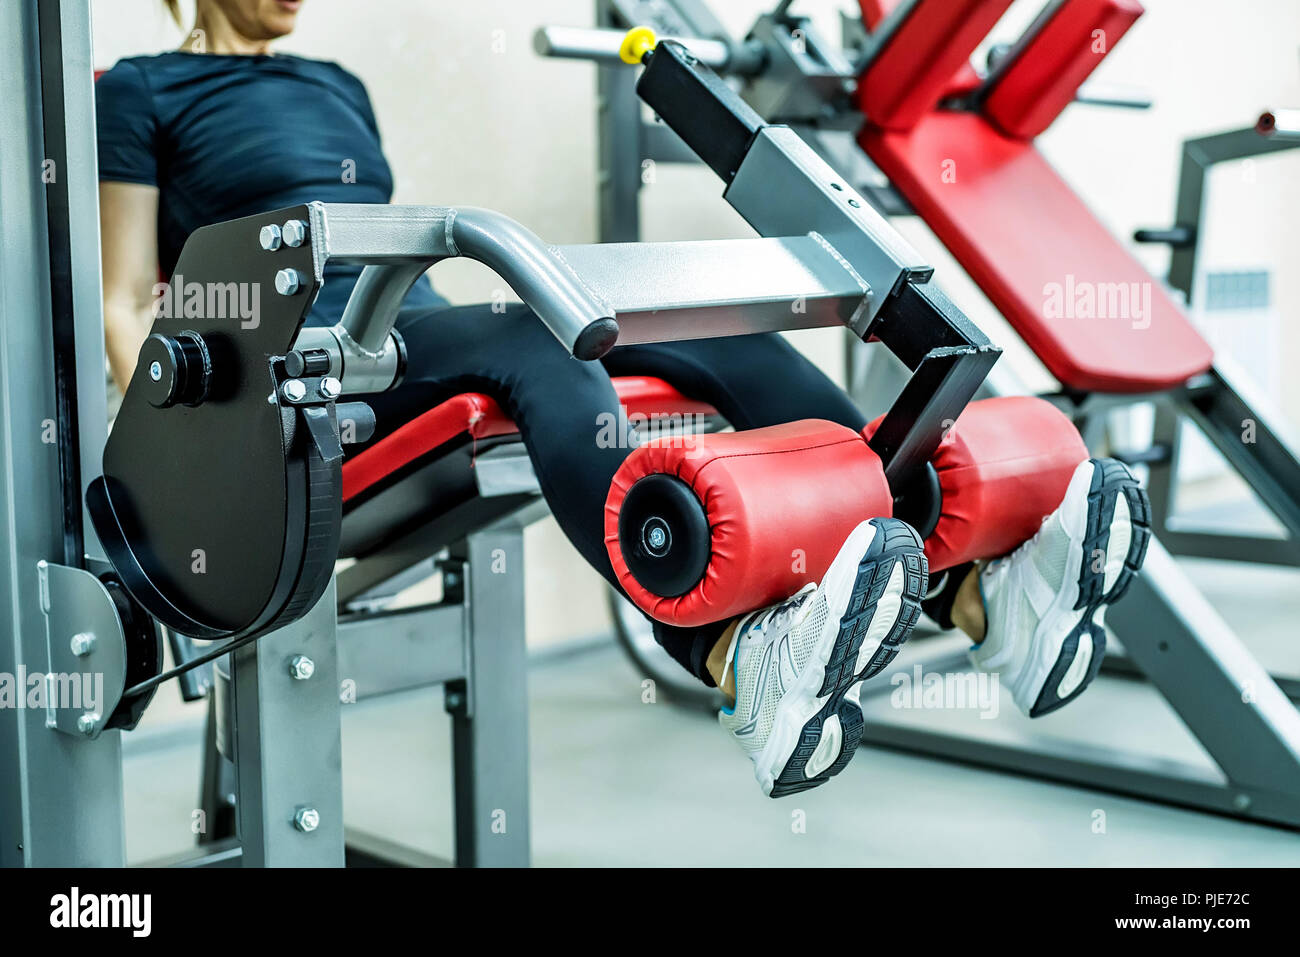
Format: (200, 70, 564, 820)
(719, 517, 927, 797)
(971, 458, 1150, 717)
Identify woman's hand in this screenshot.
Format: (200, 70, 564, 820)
(99, 181, 161, 391)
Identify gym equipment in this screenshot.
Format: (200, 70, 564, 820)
(538, 0, 1300, 829)
(607, 419, 896, 626)
(1130, 113, 1300, 565)
(864, 397, 1092, 573)
(606, 397, 1093, 630)
(3, 2, 1009, 866)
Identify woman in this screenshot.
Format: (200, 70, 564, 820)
(97, 0, 1146, 797)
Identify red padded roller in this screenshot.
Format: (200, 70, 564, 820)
(984, 0, 1144, 140)
(605, 420, 893, 627)
(856, 0, 1013, 131)
(866, 397, 1087, 571)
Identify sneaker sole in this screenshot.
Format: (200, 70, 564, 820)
(766, 518, 927, 797)
(1028, 458, 1151, 717)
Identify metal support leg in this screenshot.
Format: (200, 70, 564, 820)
(0, 0, 125, 867)
(597, 3, 644, 244)
(198, 680, 237, 844)
(1106, 542, 1300, 823)
(448, 526, 531, 866)
(1167, 368, 1300, 565)
(1143, 399, 1182, 537)
(231, 581, 344, 867)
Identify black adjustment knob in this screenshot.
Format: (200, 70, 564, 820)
(284, 348, 333, 378)
(137, 332, 211, 409)
(1132, 226, 1195, 248)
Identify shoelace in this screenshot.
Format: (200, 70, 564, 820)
(746, 584, 816, 640)
(722, 585, 818, 706)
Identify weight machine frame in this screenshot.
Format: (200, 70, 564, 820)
(2, 0, 1003, 866)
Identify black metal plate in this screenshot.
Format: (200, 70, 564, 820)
(96, 205, 324, 635)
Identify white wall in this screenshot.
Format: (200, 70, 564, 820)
(92, 0, 1300, 648)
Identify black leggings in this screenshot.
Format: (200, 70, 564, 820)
(362, 304, 869, 685)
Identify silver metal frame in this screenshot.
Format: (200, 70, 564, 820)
(292, 113, 933, 387)
(0, 0, 125, 868)
(191, 516, 536, 869)
(230, 582, 345, 867)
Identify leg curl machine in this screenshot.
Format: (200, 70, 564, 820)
(6, 9, 1086, 864)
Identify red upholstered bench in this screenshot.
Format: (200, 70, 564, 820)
(861, 112, 1213, 392)
(337, 376, 718, 561)
(342, 376, 715, 504)
(854, 0, 1215, 394)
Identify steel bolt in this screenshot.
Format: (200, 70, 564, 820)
(281, 219, 308, 247)
(318, 376, 342, 400)
(149, 360, 163, 382)
(77, 712, 99, 735)
(647, 526, 666, 549)
(70, 632, 96, 657)
(281, 379, 308, 403)
(294, 806, 320, 832)
(289, 654, 316, 680)
(1233, 793, 1252, 812)
(274, 268, 301, 296)
(259, 224, 283, 251)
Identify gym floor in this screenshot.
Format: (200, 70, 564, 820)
(121, 556, 1300, 867)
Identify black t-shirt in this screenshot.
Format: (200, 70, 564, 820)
(96, 51, 444, 326)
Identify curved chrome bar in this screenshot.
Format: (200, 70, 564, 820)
(446, 207, 619, 360)
(315, 203, 619, 365)
(338, 262, 429, 356)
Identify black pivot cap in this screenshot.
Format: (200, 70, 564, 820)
(617, 474, 711, 597)
(137, 331, 212, 409)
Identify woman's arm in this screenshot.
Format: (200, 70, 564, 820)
(99, 180, 160, 391)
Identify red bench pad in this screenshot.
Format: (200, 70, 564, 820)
(856, 0, 1013, 131)
(982, 0, 1143, 141)
(860, 111, 1213, 392)
(341, 376, 717, 503)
